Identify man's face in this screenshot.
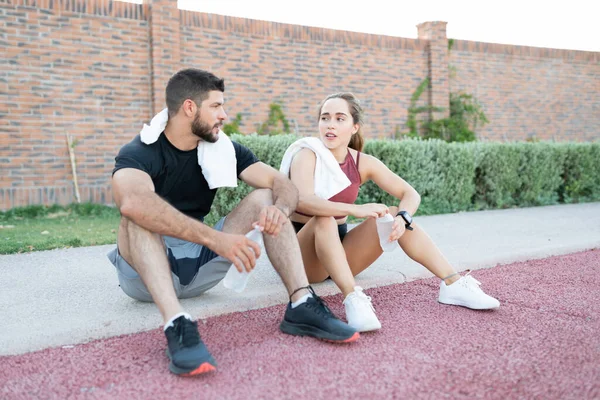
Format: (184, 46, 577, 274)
(191, 90, 227, 143)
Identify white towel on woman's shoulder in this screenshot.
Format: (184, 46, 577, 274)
(139, 108, 237, 189)
(279, 137, 350, 199)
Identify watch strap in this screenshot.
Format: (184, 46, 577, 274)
(396, 211, 414, 231)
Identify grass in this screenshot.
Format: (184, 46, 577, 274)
(0, 203, 367, 255)
(0, 203, 121, 255)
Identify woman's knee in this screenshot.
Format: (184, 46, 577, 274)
(314, 216, 338, 233)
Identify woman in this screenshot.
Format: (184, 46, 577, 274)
(281, 92, 499, 333)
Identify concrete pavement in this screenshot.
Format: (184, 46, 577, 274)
(1, 202, 599, 356)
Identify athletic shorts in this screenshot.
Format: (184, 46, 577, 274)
(107, 217, 230, 302)
(292, 220, 348, 242)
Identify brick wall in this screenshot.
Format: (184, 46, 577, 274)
(1, 0, 151, 209)
(450, 40, 599, 141)
(1, 0, 598, 209)
(179, 10, 429, 138)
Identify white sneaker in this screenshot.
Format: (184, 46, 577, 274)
(343, 286, 382, 332)
(438, 272, 500, 310)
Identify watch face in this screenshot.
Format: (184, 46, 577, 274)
(398, 211, 412, 224)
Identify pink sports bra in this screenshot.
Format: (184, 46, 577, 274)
(296, 151, 361, 220)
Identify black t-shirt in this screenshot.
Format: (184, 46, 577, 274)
(113, 134, 258, 221)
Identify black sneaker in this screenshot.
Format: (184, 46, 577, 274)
(164, 316, 217, 376)
(279, 287, 359, 343)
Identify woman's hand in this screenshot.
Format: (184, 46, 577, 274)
(388, 216, 407, 241)
(351, 203, 389, 219)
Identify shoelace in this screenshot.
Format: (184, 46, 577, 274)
(306, 286, 333, 319)
(174, 319, 200, 347)
(349, 290, 376, 312)
(289, 285, 334, 319)
(312, 296, 334, 319)
(460, 274, 483, 293)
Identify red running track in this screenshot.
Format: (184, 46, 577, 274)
(1, 250, 599, 399)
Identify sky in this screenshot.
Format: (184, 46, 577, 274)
(124, 0, 599, 52)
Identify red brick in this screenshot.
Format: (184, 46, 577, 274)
(1, 0, 598, 209)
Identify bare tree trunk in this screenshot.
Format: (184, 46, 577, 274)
(66, 134, 81, 203)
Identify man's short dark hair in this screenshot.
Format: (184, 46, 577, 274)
(165, 69, 225, 118)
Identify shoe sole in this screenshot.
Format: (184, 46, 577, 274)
(279, 320, 360, 343)
(171, 361, 217, 377)
(351, 322, 382, 333)
(438, 298, 500, 310)
(166, 349, 218, 376)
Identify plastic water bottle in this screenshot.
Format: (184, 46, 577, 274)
(376, 214, 400, 252)
(222, 226, 264, 293)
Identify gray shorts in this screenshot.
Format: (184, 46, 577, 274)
(107, 217, 230, 302)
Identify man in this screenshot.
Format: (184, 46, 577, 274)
(108, 68, 358, 377)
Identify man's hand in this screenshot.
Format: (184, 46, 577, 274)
(388, 216, 407, 242)
(253, 205, 288, 236)
(212, 232, 261, 273)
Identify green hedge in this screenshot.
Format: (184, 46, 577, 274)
(204, 135, 600, 224)
(559, 143, 600, 203)
(204, 134, 298, 225)
(357, 140, 475, 215)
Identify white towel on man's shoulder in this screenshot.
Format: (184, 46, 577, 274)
(279, 137, 350, 199)
(196, 131, 237, 189)
(139, 108, 237, 189)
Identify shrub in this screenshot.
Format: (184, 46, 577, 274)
(359, 139, 475, 215)
(472, 142, 522, 209)
(204, 134, 298, 225)
(559, 142, 600, 203)
(256, 103, 291, 136)
(515, 142, 565, 206)
(201, 136, 599, 224)
(222, 113, 243, 135)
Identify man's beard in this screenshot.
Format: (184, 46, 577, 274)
(191, 112, 220, 143)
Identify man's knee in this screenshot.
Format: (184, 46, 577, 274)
(119, 216, 160, 239)
(117, 217, 163, 260)
(245, 189, 274, 212)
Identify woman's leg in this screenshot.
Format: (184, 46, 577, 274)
(338, 206, 455, 282)
(386, 207, 500, 309)
(297, 216, 381, 331)
(339, 217, 385, 276)
(387, 206, 460, 285)
(297, 216, 356, 297)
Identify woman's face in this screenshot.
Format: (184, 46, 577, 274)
(318, 98, 358, 150)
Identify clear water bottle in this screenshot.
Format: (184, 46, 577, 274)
(222, 226, 264, 293)
(376, 214, 400, 252)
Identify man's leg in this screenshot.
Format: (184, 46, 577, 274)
(222, 189, 359, 342)
(117, 217, 183, 322)
(222, 189, 310, 302)
(115, 217, 217, 375)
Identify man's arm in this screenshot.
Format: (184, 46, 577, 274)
(113, 168, 220, 248)
(240, 162, 299, 214)
(113, 168, 260, 271)
(239, 162, 299, 235)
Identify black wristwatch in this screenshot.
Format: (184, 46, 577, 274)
(396, 210, 414, 231)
